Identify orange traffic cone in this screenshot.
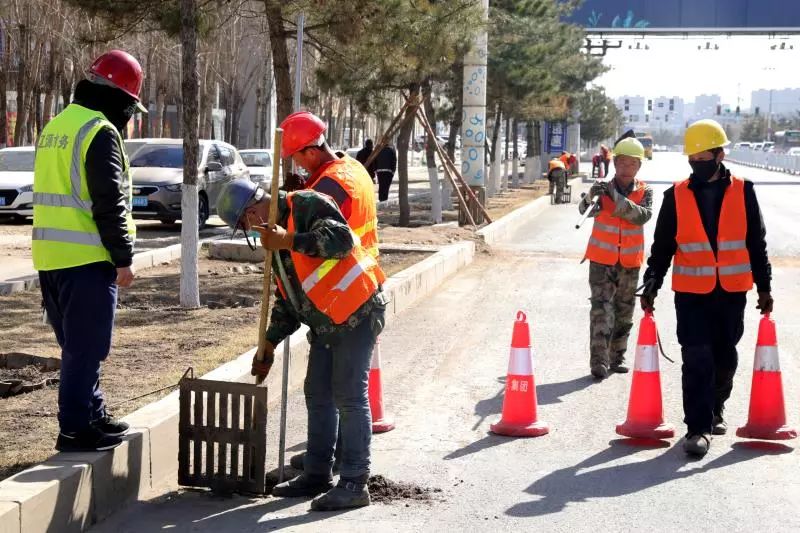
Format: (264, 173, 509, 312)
(369, 339, 395, 433)
(737, 314, 797, 440)
(490, 311, 548, 437)
(616, 312, 675, 439)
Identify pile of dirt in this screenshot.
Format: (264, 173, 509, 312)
(367, 474, 442, 504)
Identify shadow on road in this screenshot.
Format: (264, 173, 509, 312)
(506, 438, 792, 517)
(470, 375, 594, 431)
(443, 433, 516, 460)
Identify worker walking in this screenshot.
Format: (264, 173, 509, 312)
(217, 179, 387, 511)
(548, 158, 567, 203)
(640, 119, 772, 457)
(579, 137, 653, 379)
(32, 50, 146, 452)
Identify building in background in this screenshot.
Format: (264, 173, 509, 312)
(751, 88, 800, 118)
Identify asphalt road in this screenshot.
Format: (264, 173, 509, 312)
(93, 152, 800, 532)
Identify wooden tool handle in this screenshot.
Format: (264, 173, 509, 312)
(255, 128, 283, 385)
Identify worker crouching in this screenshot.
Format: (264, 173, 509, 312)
(217, 179, 388, 511)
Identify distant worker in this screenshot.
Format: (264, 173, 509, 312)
(32, 50, 146, 452)
(640, 119, 772, 457)
(355, 138, 376, 180)
(567, 152, 579, 175)
(374, 143, 398, 202)
(559, 151, 570, 174)
(579, 137, 653, 379)
(600, 144, 611, 177)
(217, 179, 387, 511)
(548, 158, 567, 203)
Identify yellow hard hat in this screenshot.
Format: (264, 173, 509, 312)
(683, 119, 729, 155)
(612, 138, 645, 160)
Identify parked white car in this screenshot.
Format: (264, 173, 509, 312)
(0, 146, 36, 221)
(239, 149, 273, 186)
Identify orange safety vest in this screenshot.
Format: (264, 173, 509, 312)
(672, 176, 753, 294)
(559, 154, 570, 168)
(307, 156, 379, 259)
(284, 193, 386, 325)
(583, 181, 646, 268)
(548, 159, 566, 172)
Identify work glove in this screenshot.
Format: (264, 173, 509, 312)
(253, 224, 295, 250)
(251, 341, 275, 378)
(588, 180, 610, 199)
(639, 278, 657, 312)
(756, 291, 774, 315)
(282, 172, 307, 192)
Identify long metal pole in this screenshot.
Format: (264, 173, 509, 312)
(278, 10, 305, 485)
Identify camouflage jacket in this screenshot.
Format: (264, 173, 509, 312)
(265, 190, 387, 346)
(579, 177, 653, 226)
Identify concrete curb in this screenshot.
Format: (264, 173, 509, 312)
(1, 240, 208, 296)
(0, 241, 475, 533)
(477, 177, 582, 246)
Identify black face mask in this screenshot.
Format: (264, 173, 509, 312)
(689, 158, 719, 183)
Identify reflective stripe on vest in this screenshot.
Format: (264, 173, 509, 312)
(32, 227, 103, 247)
(583, 181, 647, 268)
(286, 192, 386, 324)
(672, 176, 753, 294)
(32, 192, 93, 211)
(308, 156, 380, 259)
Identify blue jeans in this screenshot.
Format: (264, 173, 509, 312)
(39, 262, 117, 433)
(303, 307, 384, 479)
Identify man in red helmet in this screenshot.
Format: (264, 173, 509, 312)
(32, 50, 146, 452)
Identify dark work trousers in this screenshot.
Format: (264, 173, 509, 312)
(603, 159, 610, 178)
(675, 289, 746, 435)
(376, 170, 395, 202)
(39, 262, 118, 433)
(304, 306, 384, 480)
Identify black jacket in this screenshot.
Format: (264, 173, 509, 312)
(375, 145, 397, 173)
(643, 163, 771, 294)
(73, 80, 135, 268)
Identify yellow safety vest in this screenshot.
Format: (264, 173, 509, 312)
(32, 104, 135, 271)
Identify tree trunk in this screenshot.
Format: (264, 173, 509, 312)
(396, 84, 419, 227)
(348, 100, 355, 147)
(444, 58, 463, 211)
(141, 45, 155, 137)
(13, 17, 28, 147)
(524, 119, 535, 183)
(0, 29, 8, 148)
(503, 115, 511, 189)
(511, 116, 519, 188)
(42, 43, 57, 126)
(265, 0, 293, 124)
(180, 0, 201, 308)
(490, 104, 501, 193)
(422, 79, 441, 223)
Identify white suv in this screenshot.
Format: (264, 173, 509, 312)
(0, 147, 36, 221)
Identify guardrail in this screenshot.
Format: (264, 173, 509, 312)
(727, 148, 800, 174)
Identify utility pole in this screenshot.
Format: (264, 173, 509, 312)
(767, 89, 773, 141)
(460, 0, 488, 225)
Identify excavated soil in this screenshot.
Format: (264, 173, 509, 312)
(367, 474, 443, 503)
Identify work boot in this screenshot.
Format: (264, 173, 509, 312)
(683, 433, 712, 457)
(56, 426, 123, 452)
(91, 414, 130, 437)
(310, 476, 370, 512)
(712, 415, 728, 436)
(289, 452, 341, 473)
(272, 473, 334, 498)
(609, 362, 629, 374)
(590, 364, 608, 380)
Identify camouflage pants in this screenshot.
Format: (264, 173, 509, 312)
(589, 261, 640, 369)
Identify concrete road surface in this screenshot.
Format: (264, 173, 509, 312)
(94, 152, 800, 532)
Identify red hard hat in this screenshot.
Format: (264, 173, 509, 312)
(279, 111, 327, 159)
(88, 50, 146, 110)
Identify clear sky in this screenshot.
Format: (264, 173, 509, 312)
(593, 35, 800, 108)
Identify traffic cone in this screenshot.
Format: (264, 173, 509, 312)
(490, 311, 549, 437)
(737, 314, 797, 440)
(616, 312, 675, 439)
(369, 339, 395, 433)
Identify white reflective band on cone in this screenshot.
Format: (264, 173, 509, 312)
(507, 347, 533, 376)
(754, 345, 780, 372)
(634, 344, 659, 372)
(371, 341, 381, 369)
